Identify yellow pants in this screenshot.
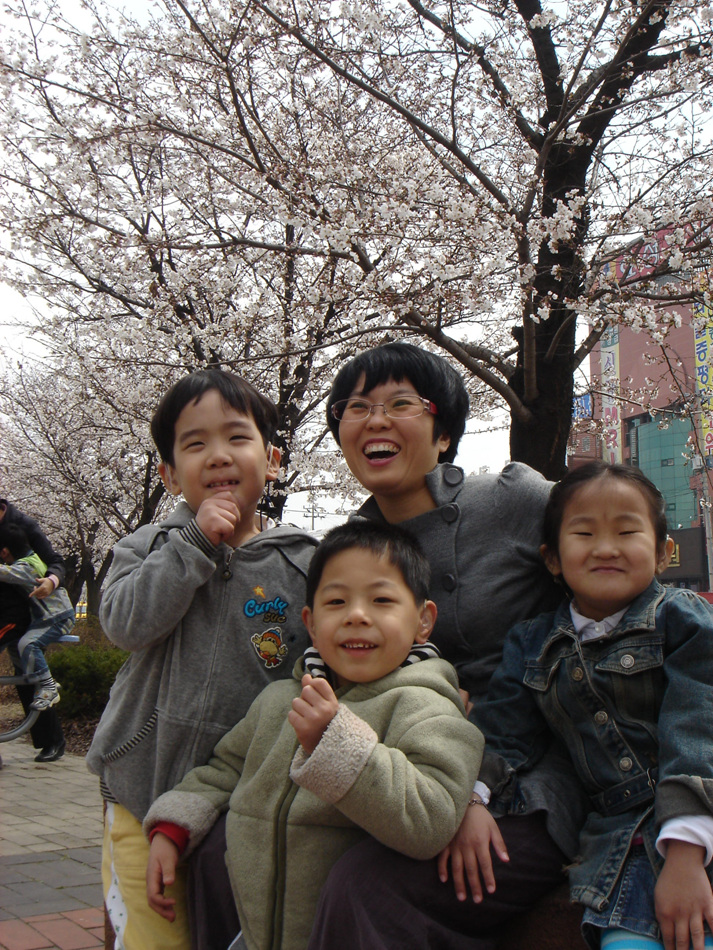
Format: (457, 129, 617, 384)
(102, 801, 191, 950)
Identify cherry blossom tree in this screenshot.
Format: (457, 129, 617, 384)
(0, 352, 169, 607)
(0, 1, 711, 552)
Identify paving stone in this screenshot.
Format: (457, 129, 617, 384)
(30, 913, 100, 949)
(62, 909, 104, 930)
(0, 916, 53, 949)
(0, 869, 30, 887)
(61, 885, 104, 908)
(7, 896, 88, 920)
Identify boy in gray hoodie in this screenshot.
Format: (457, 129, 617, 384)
(86, 369, 317, 950)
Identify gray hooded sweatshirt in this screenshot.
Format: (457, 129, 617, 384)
(86, 502, 317, 821)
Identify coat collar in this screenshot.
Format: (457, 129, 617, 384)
(355, 464, 465, 523)
(541, 579, 666, 655)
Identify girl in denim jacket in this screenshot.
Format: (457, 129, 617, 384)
(471, 461, 713, 950)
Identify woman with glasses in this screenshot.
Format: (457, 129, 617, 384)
(324, 342, 561, 703)
(305, 341, 588, 949)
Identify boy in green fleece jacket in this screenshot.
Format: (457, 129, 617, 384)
(145, 520, 484, 950)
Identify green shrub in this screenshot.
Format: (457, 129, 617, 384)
(67, 615, 113, 650)
(47, 642, 128, 719)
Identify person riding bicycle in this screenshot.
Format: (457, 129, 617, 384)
(0, 498, 68, 762)
(0, 524, 75, 710)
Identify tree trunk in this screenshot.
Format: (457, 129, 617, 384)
(508, 346, 575, 481)
(508, 139, 588, 479)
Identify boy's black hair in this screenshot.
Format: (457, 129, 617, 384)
(326, 343, 469, 464)
(305, 520, 431, 609)
(0, 524, 32, 561)
(151, 369, 279, 465)
(542, 461, 669, 556)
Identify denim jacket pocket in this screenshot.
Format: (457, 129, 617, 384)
(593, 639, 663, 676)
(594, 639, 664, 732)
(523, 657, 562, 692)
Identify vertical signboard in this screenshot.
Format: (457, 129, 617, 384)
(600, 325, 622, 463)
(694, 321, 713, 458)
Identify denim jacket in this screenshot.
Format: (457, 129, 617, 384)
(475, 580, 713, 912)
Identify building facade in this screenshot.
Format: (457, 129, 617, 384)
(568, 235, 712, 590)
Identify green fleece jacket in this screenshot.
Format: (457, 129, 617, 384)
(144, 656, 483, 950)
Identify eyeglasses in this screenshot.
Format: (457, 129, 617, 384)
(331, 394, 437, 422)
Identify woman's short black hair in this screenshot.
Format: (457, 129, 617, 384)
(305, 520, 431, 609)
(151, 369, 279, 465)
(326, 342, 470, 464)
(542, 461, 669, 556)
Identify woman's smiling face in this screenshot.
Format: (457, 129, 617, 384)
(338, 375, 451, 522)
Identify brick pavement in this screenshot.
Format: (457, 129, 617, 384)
(0, 740, 105, 950)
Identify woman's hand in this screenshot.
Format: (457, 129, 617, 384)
(437, 803, 509, 903)
(655, 840, 713, 950)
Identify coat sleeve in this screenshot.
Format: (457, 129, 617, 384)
(98, 522, 218, 651)
(142, 699, 257, 855)
(655, 591, 713, 825)
(290, 686, 484, 860)
(0, 561, 38, 594)
(472, 620, 555, 797)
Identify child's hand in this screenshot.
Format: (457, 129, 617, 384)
(288, 674, 339, 755)
(30, 577, 55, 600)
(437, 804, 509, 903)
(655, 840, 713, 950)
(195, 492, 240, 546)
(146, 833, 180, 922)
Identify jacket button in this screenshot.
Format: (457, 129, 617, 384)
(442, 574, 457, 592)
(441, 504, 459, 523)
(620, 654, 635, 669)
(594, 710, 608, 724)
(444, 466, 463, 486)
(619, 757, 633, 771)
(572, 667, 584, 681)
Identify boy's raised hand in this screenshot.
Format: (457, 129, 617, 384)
(655, 840, 713, 950)
(437, 803, 509, 903)
(146, 833, 180, 921)
(195, 491, 240, 546)
(288, 673, 339, 755)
